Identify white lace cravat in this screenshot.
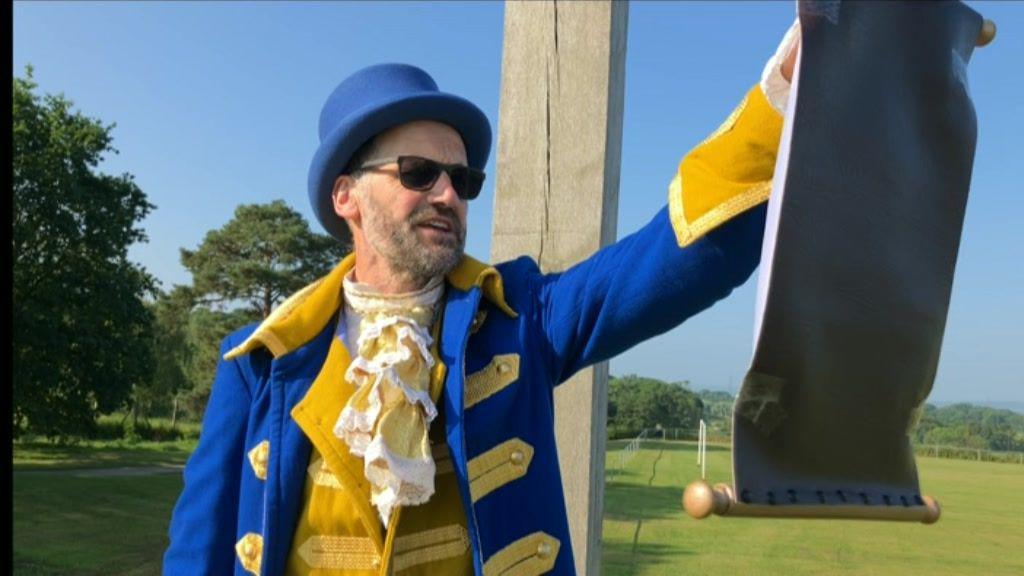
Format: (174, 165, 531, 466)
(333, 273, 444, 527)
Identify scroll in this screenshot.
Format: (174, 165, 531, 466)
(684, 0, 993, 523)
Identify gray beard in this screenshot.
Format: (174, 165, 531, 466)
(362, 198, 465, 287)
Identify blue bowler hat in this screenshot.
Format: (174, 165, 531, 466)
(308, 63, 492, 242)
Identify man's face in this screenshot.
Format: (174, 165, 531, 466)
(340, 121, 470, 285)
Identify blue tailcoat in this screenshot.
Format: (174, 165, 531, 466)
(164, 203, 767, 575)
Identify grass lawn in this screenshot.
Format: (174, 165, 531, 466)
(603, 440, 1024, 576)
(14, 439, 196, 471)
(12, 439, 1024, 574)
(13, 472, 183, 575)
(13, 440, 194, 575)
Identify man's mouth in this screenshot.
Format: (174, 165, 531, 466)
(417, 218, 456, 234)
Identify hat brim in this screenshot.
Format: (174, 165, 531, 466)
(308, 91, 492, 243)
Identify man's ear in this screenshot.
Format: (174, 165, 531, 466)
(332, 174, 361, 224)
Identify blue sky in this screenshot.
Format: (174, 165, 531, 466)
(13, 1, 1023, 403)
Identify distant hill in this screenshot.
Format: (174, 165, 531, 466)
(694, 390, 1024, 452)
(932, 400, 1024, 416)
(693, 383, 1024, 417)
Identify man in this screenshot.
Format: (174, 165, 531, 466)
(165, 22, 799, 576)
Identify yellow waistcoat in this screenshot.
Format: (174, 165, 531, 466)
(284, 295, 474, 576)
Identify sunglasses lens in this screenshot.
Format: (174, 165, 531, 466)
(396, 157, 485, 200)
(399, 157, 441, 191)
(451, 169, 484, 200)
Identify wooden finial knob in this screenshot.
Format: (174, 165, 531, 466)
(977, 19, 996, 47)
(683, 480, 731, 519)
(921, 495, 942, 524)
(683, 480, 715, 519)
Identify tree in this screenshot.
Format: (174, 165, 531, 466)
(607, 375, 703, 439)
(914, 403, 1024, 452)
(13, 68, 156, 438)
(132, 286, 261, 424)
(697, 389, 736, 435)
(181, 200, 348, 318)
(134, 286, 197, 425)
(181, 305, 261, 420)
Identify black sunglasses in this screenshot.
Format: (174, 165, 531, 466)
(354, 155, 486, 201)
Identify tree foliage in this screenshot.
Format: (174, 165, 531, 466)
(135, 287, 259, 422)
(180, 200, 348, 318)
(607, 375, 703, 439)
(180, 305, 261, 418)
(694, 387, 1024, 453)
(912, 403, 1024, 452)
(133, 287, 196, 421)
(13, 68, 156, 438)
(697, 389, 735, 436)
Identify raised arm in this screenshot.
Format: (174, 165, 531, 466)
(527, 26, 799, 382)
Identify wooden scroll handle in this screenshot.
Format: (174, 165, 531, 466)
(977, 19, 996, 47)
(682, 480, 941, 524)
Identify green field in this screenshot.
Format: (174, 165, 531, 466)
(603, 440, 1024, 576)
(13, 472, 184, 576)
(14, 439, 196, 470)
(12, 440, 1024, 575)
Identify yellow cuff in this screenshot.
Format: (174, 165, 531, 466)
(669, 84, 783, 247)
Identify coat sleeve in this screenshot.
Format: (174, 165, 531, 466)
(164, 332, 255, 575)
(530, 84, 783, 383)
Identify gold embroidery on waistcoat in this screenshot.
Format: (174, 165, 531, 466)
(465, 354, 520, 409)
(467, 438, 534, 503)
(391, 524, 470, 572)
(235, 532, 264, 576)
(307, 456, 343, 489)
(247, 440, 270, 481)
(483, 531, 560, 576)
(296, 534, 381, 571)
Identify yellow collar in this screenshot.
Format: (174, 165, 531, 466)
(224, 253, 516, 360)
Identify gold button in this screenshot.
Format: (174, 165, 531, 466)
(497, 362, 510, 374)
(371, 557, 381, 569)
(248, 441, 270, 480)
(536, 541, 553, 559)
(235, 533, 264, 576)
(510, 450, 525, 465)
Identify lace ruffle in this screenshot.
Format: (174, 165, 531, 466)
(333, 274, 444, 527)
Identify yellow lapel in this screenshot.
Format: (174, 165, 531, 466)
(289, 297, 450, 546)
(223, 253, 356, 360)
(289, 336, 387, 547)
(445, 255, 518, 318)
(225, 253, 516, 362)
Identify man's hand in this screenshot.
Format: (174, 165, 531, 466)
(781, 32, 800, 83)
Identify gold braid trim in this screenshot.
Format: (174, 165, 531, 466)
(468, 438, 533, 503)
(391, 525, 470, 572)
(483, 532, 560, 576)
(669, 178, 772, 247)
(296, 535, 381, 571)
(465, 354, 521, 409)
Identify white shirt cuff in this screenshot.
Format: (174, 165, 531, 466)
(760, 18, 801, 114)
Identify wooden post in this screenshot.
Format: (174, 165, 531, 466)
(491, 1, 628, 574)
